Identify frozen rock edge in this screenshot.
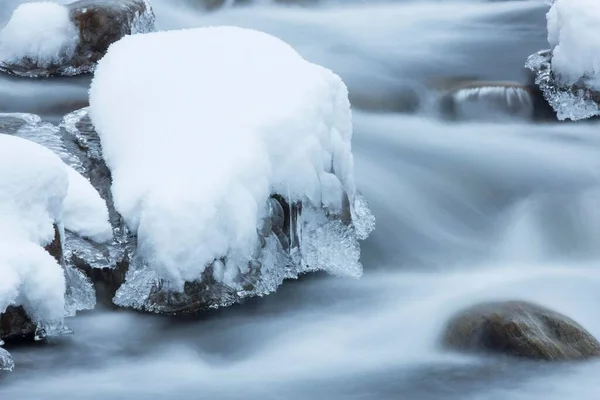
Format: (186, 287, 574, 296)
(525, 0, 600, 121)
(526, 50, 600, 121)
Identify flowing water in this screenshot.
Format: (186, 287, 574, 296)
(2, 0, 600, 399)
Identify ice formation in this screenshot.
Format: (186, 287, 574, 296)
(0, 134, 68, 329)
(89, 26, 374, 311)
(0, 347, 14, 372)
(526, 0, 600, 120)
(0, 2, 79, 73)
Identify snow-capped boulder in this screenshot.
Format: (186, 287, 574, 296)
(87, 26, 374, 314)
(526, 0, 600, 121)
(1, 112, 116, 317)
(0, 134, 69, 341)
(0, 0, 155, 78)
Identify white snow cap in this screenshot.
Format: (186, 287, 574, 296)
(89, 26, 358, 290)
(0, 134, 67, 323)
(547, 0, 600, 90)
(62, 164, 112, 243)
(0, 2, 79, 68)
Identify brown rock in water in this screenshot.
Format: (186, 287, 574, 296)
(0, 0, 155, 77)
(442, 300, 600, 361)
(68, 0, 154, 70)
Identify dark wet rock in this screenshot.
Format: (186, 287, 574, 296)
(0, 306, 36, 343)
(0, 225, 64, 343)
(442, 300, 600, 361)
(0, 0, 155, 77)
(70, 252, 129, 307)
(45, 224, 63, 265)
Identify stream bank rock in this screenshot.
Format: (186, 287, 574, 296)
(442, 300, 600, 361)
(0, 0, 155, 78)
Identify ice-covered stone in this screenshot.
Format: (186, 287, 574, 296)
(526, 0, 600, 121)
(86, 27, 375, 314)
(0, 347, 14, 372)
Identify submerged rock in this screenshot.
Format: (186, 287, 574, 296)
(442, 300, 600, 361)
(435, 79, 535, 121)
(0, 0, 155, 77)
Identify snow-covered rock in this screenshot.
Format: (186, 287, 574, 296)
(526, 0, 600, 121)
(0, 113, 114, 322)
(0, 0, 155, 78)
(0, 134, 69, 339)
(88, 26, 374, 314)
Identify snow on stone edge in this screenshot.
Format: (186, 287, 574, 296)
(0, 2, 79, 69)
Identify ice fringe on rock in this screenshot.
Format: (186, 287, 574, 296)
(0, 347, 14, 372)
(88, 26, 375, 313)
(526, 0, 600, 121)
(0, 134, 69, 336)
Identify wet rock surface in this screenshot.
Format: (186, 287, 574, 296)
(442, 301, 600, 361)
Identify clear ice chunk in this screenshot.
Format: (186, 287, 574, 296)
(0, 347, 14, 372)
(526, 50, 600, 121)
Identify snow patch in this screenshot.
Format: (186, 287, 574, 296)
(89, 26, 373, 302)
(0, 2, 79, 69)
(63, 165, 112, 243)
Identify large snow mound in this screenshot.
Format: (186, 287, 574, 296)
(0, 2, 79, 69)
(546, 0, 600, 90)
(89, 26, 373, 297)
(0, 134, 68, 325)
